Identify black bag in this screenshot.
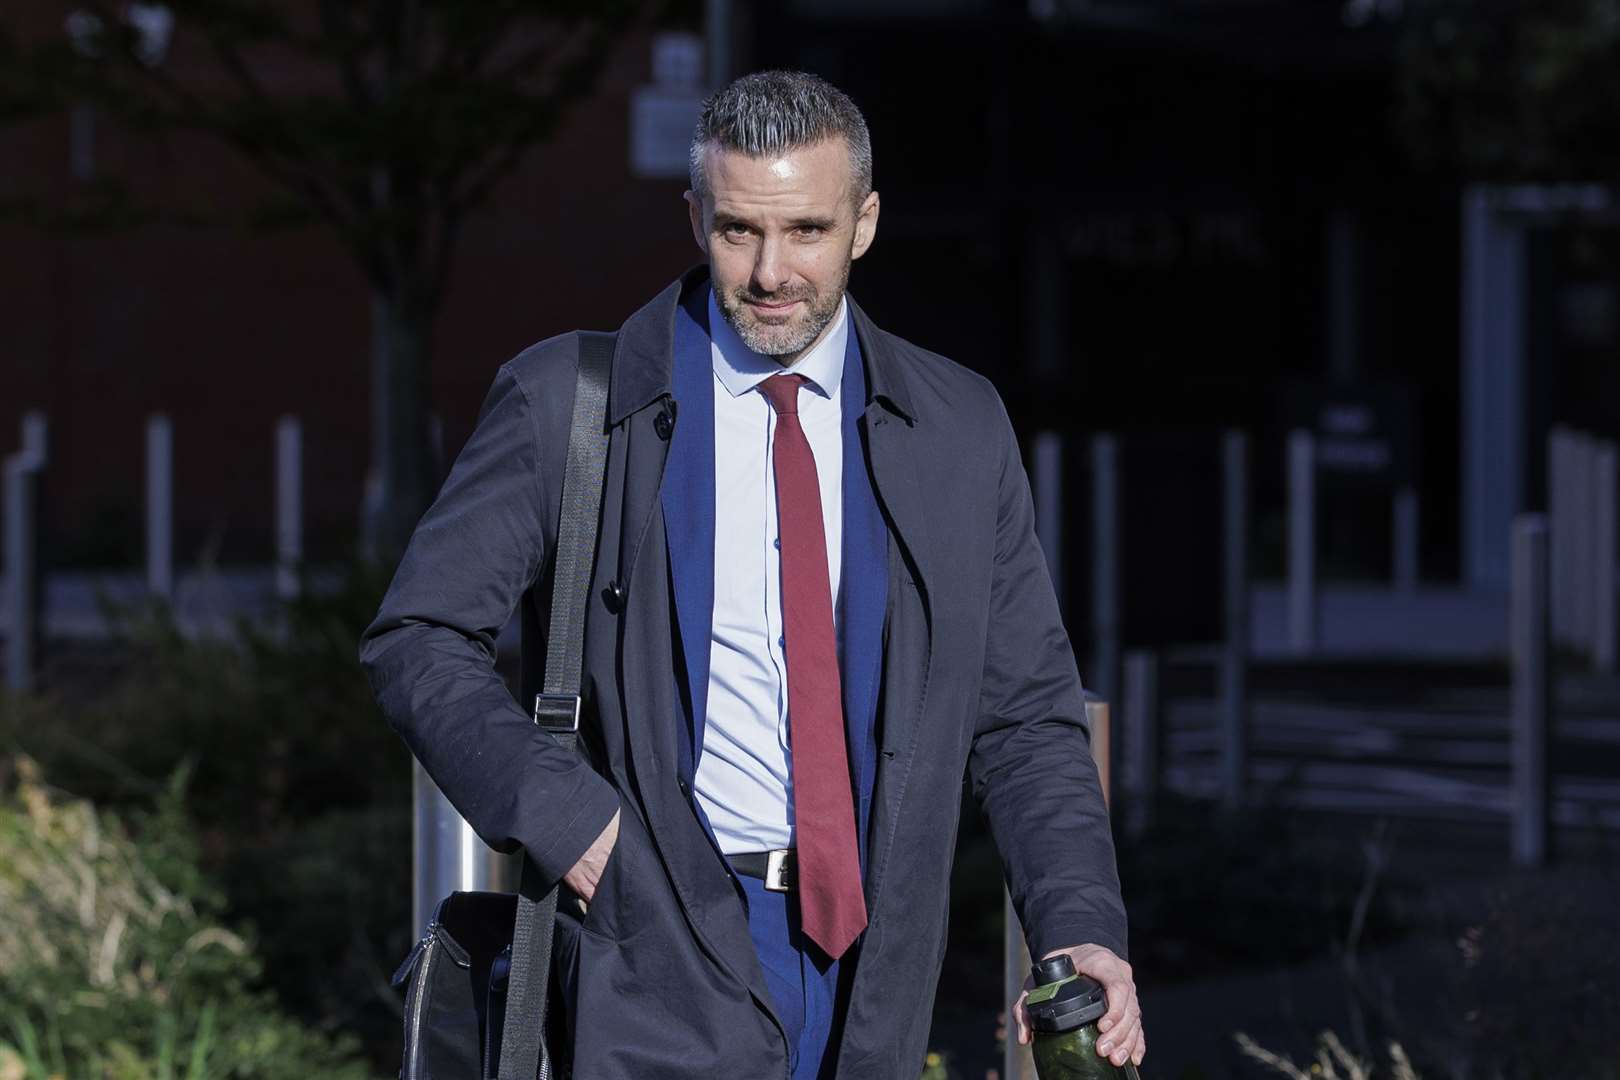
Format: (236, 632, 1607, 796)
(391, 330, 615, 1080)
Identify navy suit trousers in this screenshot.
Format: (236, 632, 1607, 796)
(733, 870, 852, 1079)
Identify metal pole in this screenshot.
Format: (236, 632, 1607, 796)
(275, 416, 303, 601)
(21, 412, 46, 460)
(1393, 486, 1419, 594)
(428, 412, 445, 486)
(1091, 434, 1120, 706)
(1572, 433, 1596, 658)
(1122, 651, 1160, 837)
(146, 414, 173, 599)
(704, 0, 732, 88)
(1287, 430, 1317, 654)
(1592, 442, 1617, 673)
(1549, 427, 1572, 648)
(1510, 514, 1550, 867)
(1221, 430, 1249, 811)
(412, 762, 519, 933)
(3, 452, 42, 693)
(1004, 695, 1110, 1080)
(1033, 431, 1064, 603)
(1004, 427, 1066, 1080)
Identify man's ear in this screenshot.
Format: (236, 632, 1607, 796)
(685, 190, 709, 255)
(851, 190, 880, 261)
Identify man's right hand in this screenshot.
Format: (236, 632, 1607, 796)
(563, 809, 620, 904)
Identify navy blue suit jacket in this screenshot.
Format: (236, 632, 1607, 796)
(661, 285, 886, 861)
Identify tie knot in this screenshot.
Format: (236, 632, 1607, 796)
(759, 372, 807, 416)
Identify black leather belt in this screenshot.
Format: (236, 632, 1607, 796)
(729, 848, 796, 892)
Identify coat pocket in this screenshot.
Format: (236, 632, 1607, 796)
(579, 807, 649, 943)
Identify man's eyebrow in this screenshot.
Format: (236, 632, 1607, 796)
(709, 209, 839, 231)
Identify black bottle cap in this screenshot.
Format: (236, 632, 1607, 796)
(1032, 954, 1076, 987)
(1027, 969, 1108, 1034)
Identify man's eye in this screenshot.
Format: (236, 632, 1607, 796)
(795, 226, 824, 237)
(722, 223, 749, 237)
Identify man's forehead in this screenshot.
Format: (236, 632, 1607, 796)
(701, 139, 854, 203)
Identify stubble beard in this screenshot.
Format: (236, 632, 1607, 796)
(716, 258, 851, 363)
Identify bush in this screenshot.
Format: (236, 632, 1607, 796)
(0, 561, 413, 1070)
(0, 757, 377, 1078)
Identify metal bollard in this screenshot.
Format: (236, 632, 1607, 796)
(412, 762, 520, 933)
(1222, 430, 1250, 810)
(147, 414, 174, 599)
(1287, 430, 1317, 654)
(1510, 514, 1550, 867)
(275, 416, 303, 601)
(3, 451, 44, 693)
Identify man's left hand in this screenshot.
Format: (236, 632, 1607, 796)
(1012, 943, 1144, 1069)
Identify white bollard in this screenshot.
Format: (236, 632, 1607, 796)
(146, 414, 173, 599)
(1287, 430, 1317, 654)
(1510, 514, 1550, 867)
(1594, 442, 1618, 673)
(1394, 486, 1419, 594)
(1091, 434, 1120, 707)
(275, 416, 303, 601)
(1222, 430, 1249, 809)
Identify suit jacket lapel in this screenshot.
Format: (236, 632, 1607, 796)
(661, 288, 717, 785)
(839, 322, 887, 862)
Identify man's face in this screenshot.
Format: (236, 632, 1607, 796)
(687, 138, 880, 363)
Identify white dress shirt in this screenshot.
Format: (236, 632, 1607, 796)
(694, 288, 849, 854)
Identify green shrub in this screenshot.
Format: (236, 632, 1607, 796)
(0, 563, 414, 1065)
(0, 756, 377, 1079)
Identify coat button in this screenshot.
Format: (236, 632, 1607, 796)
(677, 778, 690, 797)
(654, 403, 677, 440)
(601, 580, 626, 613)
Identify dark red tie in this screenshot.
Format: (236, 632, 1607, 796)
(759, 372, 867, 959)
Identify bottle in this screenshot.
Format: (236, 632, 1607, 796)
(1026, 955, 1142, 1080)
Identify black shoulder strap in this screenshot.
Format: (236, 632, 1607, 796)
(499, 329, 615, 1080)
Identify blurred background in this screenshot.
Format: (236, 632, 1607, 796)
(2, 1, 1618, 1077)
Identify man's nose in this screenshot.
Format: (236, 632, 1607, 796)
(752, 236, 788, 294)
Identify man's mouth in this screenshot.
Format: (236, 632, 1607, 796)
(745, 297, 802, 313)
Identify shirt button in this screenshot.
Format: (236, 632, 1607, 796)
(774, 537, 780, 549)
(778, 635, 786, 648)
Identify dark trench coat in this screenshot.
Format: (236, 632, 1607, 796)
(359, 267, 1127, 1078)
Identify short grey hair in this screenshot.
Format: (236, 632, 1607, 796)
(688, 70, 874, 205)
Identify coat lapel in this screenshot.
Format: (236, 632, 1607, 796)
(848, 300, 938, 908)
(838, 323, 887, 863)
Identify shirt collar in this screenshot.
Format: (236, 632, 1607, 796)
(708, 287, 848, 401)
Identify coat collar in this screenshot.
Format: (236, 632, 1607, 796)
(609, 265, 916, 426)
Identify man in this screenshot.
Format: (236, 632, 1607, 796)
(361, 70, 1143, 1078)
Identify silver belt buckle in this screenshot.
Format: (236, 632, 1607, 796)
(765, 849, 795, 893)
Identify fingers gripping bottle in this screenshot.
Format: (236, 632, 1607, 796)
(1026, 955, 1143, 1080)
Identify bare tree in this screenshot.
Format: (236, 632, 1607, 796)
(1, 0, 638, 560)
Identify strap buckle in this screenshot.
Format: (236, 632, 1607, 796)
(533, 693, 582, 734)
(765, 849, 796, 893)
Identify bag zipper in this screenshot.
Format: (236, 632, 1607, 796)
(402, 930, 440, 1080)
